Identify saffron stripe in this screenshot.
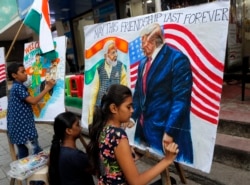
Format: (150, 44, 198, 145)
(86, 37, 128, 59)
(42, 0, 50, 28)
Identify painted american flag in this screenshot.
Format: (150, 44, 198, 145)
(0, 64, 6, 83)
(128, 37, 145, 89)
(129, 23, 224, 125)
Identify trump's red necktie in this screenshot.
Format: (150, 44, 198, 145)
(140, 57, 152, 126)
(143, 57, 152, 94)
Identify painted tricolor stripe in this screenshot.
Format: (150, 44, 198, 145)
(24, 0, 54, 53)
(85, 37, 128, 59)
(164, 24, 224, 125)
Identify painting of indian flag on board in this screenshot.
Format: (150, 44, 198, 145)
(23, 36, 66, 121)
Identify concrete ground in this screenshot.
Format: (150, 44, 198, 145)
(1, 123, 250, 185)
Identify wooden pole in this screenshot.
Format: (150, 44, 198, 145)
(5, 21, 24, 60)
(161, 168, 172, 185)
(174, 162, 187, 184)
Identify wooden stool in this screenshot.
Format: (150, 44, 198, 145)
(26, 165, 48, 185)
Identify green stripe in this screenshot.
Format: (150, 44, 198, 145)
(85, 59, 104, 85)
(24, 9, 41, 34)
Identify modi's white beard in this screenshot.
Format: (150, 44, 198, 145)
(106, 57, 117, 67)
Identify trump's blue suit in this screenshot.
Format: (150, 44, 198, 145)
(132, 44, 193, 164)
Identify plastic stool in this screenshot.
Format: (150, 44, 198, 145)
(65, 77, 71, 97)
(27, 165, 48, 185)
(69, 75, 84, 98)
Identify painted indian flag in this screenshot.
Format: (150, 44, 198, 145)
(24, 0, 54, 53)
(84, 37, 129, 85)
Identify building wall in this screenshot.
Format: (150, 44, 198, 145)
(0, 39, 29, 63)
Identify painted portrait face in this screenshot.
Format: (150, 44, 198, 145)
(107, 45, 118, 62)
(141, 35, 156, 57)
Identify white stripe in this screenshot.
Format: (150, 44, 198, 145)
(130, 65, 138, 75)
(130, 65, 138, 87)
(164, 28, 225, 76)
(0, 67, 5, 71)
(165, 29, 224, 79)
(191, 103, 218, 121)
(0, 71, 5, 76)
(192, 83, 221, 107)
(0, 76, 6, 81)
(31, 0, 43, 14)
(130, 81, 137, 88)
(39, 15, 54, 53)
(165, 35, 224, 82)
(192, 72, 221, 98)
(166, 38, 222, 89)
(130, 72, 138, 78)
(164, 29, 223, 122)
(191, 93, 220, 114)
(169, 41, 222, 98)
(130, 80, 137, 88)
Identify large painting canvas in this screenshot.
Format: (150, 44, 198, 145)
(23, 36, 66, 121)
(0, 47, 7, 130)
(81, 1, 230, 172)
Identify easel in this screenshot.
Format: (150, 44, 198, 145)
(134, 147, 187, 185)
(81, 128, 187, 185)
(0, 129, 23, 185)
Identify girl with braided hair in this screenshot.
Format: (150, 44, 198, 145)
(48, 112, 94, 185)
(87, 84, 179, 185)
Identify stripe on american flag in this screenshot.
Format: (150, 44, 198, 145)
(0, 64, 6, 83)
(129, 37, 144, 89)
(130, 62, 139, 88)
(128, 23, 224, 125)
(163, 23, 224, 125)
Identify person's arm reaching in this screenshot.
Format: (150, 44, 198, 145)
(25, 79, 56, 105)
(115, 138, 178, 185)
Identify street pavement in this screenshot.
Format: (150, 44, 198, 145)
(0, 123, 249, 185)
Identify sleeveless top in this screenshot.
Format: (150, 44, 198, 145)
(98, 125, 128, 185)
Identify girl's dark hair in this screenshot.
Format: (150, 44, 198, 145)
(7, 62, 24, 81)
(48, 112, 78, 185)
(87, 84, 132, 175)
